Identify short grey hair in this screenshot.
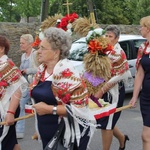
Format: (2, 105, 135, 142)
(44, 27, 72, 59)
(20, 34, 34, 44)
(105, 25, 121, 38)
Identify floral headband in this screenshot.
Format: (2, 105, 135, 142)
(86, 28, 113, 55)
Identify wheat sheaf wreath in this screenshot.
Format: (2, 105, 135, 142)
(40, 13, 63, 32)
(83, 28, 114, 95)
(72, 17, 100, 37)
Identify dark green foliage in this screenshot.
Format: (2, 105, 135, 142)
(0, 0, 149, 24)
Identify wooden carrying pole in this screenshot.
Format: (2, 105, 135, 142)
(0, 104, 132, 126)
(0, 113, 34, 126)
(31, 104, 132, 140)
(115, 104, 132, 113)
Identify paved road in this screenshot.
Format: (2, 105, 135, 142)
(18, 93, 142, 150)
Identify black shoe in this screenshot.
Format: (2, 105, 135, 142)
(119, 135, 129, 150)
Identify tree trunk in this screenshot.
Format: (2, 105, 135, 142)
(40, 0, 49, 22)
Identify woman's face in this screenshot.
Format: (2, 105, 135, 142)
(20, 38, 31, 52)
(140, 26, 150, 38)
(38, 38, 59, 64)
(105, 31, 119, 46)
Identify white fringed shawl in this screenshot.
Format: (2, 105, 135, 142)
(52, 59, 117, 147)
(0, 55, 27, 149)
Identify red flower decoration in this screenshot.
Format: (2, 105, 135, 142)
(56, 12, 78, 31)
(12, 75, 19, 81)
(66, 13, 78, 23)
(0, 80, 8, 87)
(71, 13, 78, 19)
(61, 93, 71, 104)
(58, 89, 71, 104)
(103, 44, 114, 54)
(0, 70, 21, 92)
(88, 39, 114, 55)
(58, 17, 68, 31)
(58, 89, 63, 96)
(32, 35, 41, 48)
(74, 100, 82, 105)
(61, 68, 73, 77)
(88, 40, 102, 54)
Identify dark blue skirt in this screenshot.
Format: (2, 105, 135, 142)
(97, 82, 125, 129)
(0, 106, 20, 150)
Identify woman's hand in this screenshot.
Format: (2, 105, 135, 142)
(129, 97, 138, 108)
(94, 90, 103, 99)
(32, 102, 51, 115)
(21, 69, 27, 75)
(5, 113, 15, 126)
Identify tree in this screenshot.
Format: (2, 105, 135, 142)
(0, 0, 149, 24)
(136, 0, 150, 24)
(14, 0, 41, 22)
(0, 0, 41, 22)
(0, 0, 19, 22)
(41, 0, 49, 21)
(93, 0, 130, 24)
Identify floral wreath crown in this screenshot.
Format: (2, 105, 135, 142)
(86, 28, 113, 55)
(32, 13, 78, 48)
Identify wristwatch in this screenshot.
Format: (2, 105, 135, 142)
(52, 105, 57, 115)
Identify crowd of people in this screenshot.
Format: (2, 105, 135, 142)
(0, 15, 150, 150)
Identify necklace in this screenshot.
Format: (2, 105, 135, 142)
(41, 67, 53, 82)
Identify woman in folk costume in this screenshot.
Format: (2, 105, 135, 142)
(104, 25, 130, 150)
(0, 35, 28, 150)
(31, 27, 91, 150)
(83, 28, 132, 150)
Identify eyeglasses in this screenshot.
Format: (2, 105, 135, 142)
(38, 46, 50, 51)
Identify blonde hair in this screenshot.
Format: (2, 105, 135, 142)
(20, 34, 34, 44)
(140, 16, 150, 28)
